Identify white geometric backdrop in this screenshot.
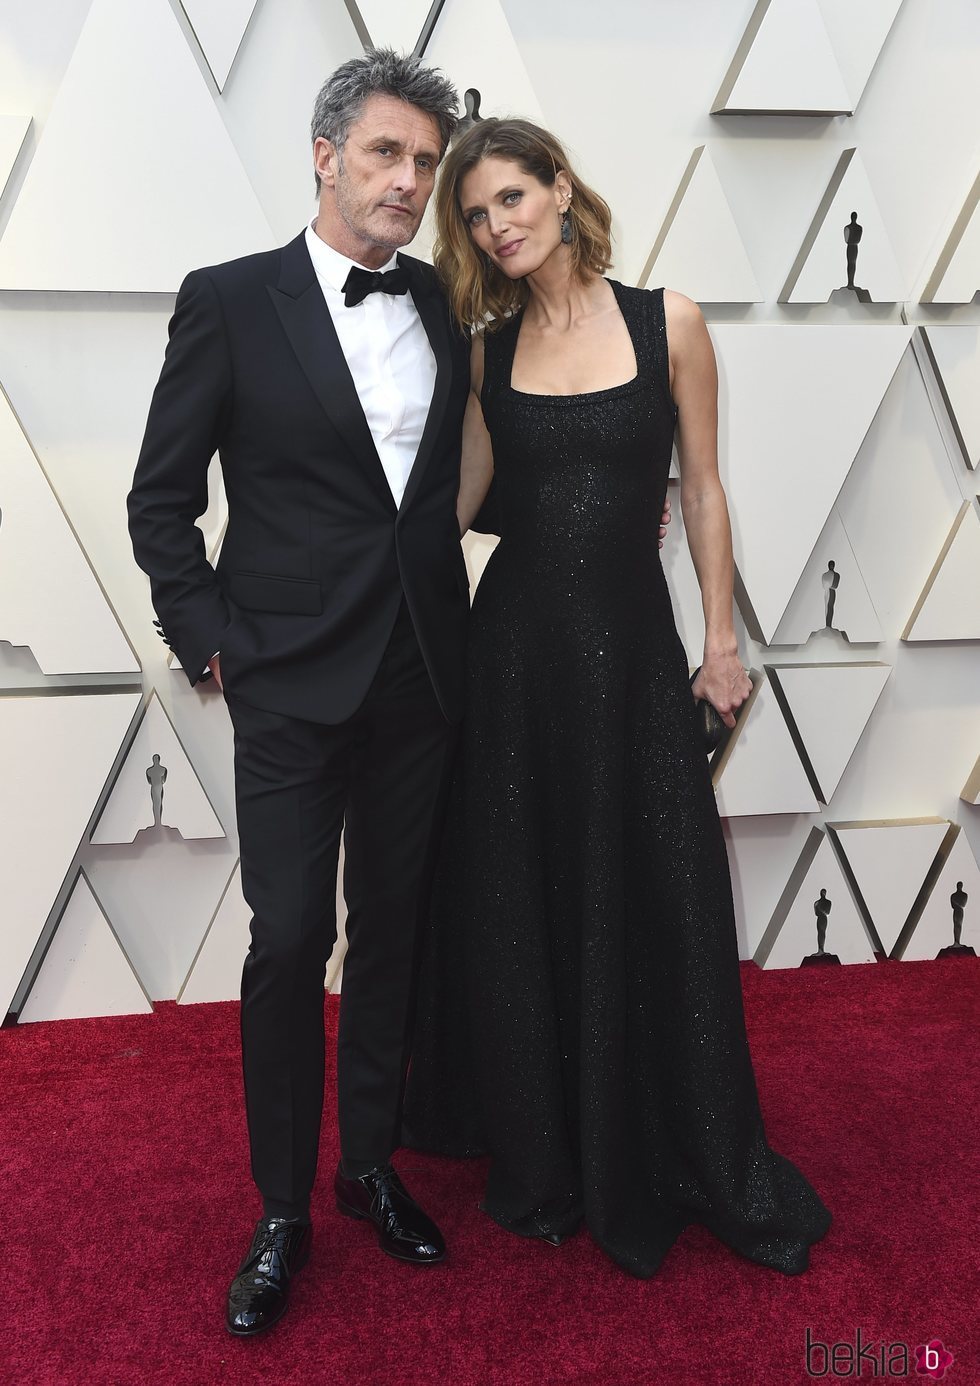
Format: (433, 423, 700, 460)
(1, 0, 978, 1023)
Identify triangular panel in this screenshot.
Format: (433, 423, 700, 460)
(0, 114, 31, 203)
(406, 0, 544, 264)
(638, 146, 762, 303)
(710, 324, 911, 643)
(962, 755, 980, 806)
(921, 172, 980, 305)
(347, 0, 439, 54)
(177, 859, 251, 1004)
(817, 0, 904, 110)
(168, 485, 227, 670)
(771, 507, 883, 645)
(0, 690, 142, 1017)
(424, 0, 542, 124)
(828, 818, 951, 954)
(902, 502, 980, 641)
(178, 855, 349, 1004)
(91, 692, 224, 842)
(900, 829, 980, 961)
(0, 385, 139, 675)
(713, 674, 821, 818)
(18, 872, 152, 1023)
(920, 326, 980, 470)
(713, 0, 851, 115)
(755, 827, 876, 969)
(768, 662, 891, 804)
(781, 148, 906, 303)
(86, 846, 238, 1001)
(723, 814, 816, 960)
(462, 529, 498, 597)
(179, 0, 258, 91)
(0, 0, 274, 291)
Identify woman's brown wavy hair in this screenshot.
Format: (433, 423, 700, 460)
(433, 117, 613, 330)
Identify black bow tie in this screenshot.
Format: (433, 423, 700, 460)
(343, 264, 410, 308)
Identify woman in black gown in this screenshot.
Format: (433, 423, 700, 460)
(403, 118, 831, 1279)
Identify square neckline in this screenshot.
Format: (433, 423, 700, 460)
(506, 278, 644, 404)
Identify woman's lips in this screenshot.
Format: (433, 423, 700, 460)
(496, 238, 525, 258)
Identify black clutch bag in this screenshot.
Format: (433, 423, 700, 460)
(689, 666, 751, 756)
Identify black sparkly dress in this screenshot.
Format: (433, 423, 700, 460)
(403, 281, 832, 1278)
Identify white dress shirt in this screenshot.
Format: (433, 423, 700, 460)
(304, 220, 436, 509)
(206, 226, 438, 675)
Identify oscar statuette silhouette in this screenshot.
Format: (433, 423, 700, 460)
(146, 752, 168, 829)
(830, 212, 872, 304)
(456, 88, 482, 138)
(937, 882, 975, 957)
(823, 560, 841, 630)
(801, 888, 841, 966)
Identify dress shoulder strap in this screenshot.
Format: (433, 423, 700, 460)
(610, 281, 675, 418)
(479, 311, 522, 410)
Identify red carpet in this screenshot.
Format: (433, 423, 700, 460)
(1, 958, 977, 1386)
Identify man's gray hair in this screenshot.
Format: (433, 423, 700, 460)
(310, 48, 460, 195)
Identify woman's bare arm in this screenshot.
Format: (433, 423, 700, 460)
(456, 333, 494, 535)
(666, 289, 751, 726)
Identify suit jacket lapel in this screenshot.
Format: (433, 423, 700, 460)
(268, 232, 396, 515)
(398, 254, 454, 516)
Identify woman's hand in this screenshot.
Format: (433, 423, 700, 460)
(691, 650, 751, 729)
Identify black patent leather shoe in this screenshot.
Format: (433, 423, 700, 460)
(226, 1216, 312, 1337)
(334, 1162, 446, 1264)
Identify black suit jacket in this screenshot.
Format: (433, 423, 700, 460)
(128, 231, 472, 724)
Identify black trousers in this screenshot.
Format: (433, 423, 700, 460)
(225, 600, 454, 1218)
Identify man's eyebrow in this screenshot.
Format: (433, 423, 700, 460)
(365, 134, 439, 160)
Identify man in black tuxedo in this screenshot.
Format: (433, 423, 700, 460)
(128, 50, 468, 1336)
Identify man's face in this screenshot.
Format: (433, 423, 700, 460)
(314, 94, 443, 262)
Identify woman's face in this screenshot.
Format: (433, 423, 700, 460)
(458, 155, 570, 279)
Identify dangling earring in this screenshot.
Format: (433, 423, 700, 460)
(560, 205, 573, 245)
